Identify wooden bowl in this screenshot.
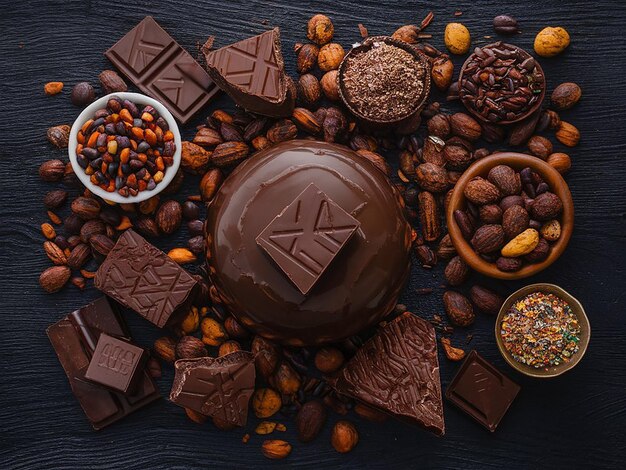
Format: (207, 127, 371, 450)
(495, 283, 590, 378)
(458, 43, 546, 125)
(446, 152, 574, 280)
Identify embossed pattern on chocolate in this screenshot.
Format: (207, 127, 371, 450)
(204, 28, 295, 117)
(94, 230, 197, 328)
(170, 352, 255, 426)
(105, 16, 219, 123)
(256, 183, 360, 295)
(85, 333, 148, 394)
(330, 313, 445, 436)
(446, 350, 520, 432)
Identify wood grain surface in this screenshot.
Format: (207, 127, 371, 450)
(2, 1, 625, 469)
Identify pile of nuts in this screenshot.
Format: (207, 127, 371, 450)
(37, 11, 582, 461)
(456, 164, 563, 272)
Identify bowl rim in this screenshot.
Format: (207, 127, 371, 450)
(495, 283, 591, 378)
(68, 92, 182, 204)
(446, 152, 574, 280)
(337, 35, 431, 125)
(458, 42, 546, 125)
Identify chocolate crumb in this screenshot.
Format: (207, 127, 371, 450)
(343, 42, 427, 121)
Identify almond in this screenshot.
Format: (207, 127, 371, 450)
(39, 266, 71, 293)
(200, 168, 223, 202)
(292, 107, 322, 135)
(487, 165, 521, 196)
(262, 440, 292, 459)
(450, 113, 482, 141)
(463, 177, 500, 205)
(168, 247, 197, 264)
(44, 241, 67, 265)
(181, 141, 211, 174)
(555, 121, 580, 147)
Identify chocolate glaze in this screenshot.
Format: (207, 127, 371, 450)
(205, 140, 412, 346)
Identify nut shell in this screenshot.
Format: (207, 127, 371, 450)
(443, 290, 475, 326)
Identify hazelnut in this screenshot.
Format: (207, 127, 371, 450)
(317, 43, 345, 72)
(320, 70, 340, 101)
(314, 347, 345, 374)
(296, 43, 319, 74)
(307, 14, 334, 45)
(331, 420, 359, 453)
(252, 388, 282, 418)
(175, 336, 207, 359)
(534, 26, 570, 57)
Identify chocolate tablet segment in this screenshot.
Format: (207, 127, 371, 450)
(46, 297, 159, 430)
(204, 28, 295, 117)
(445, 350, 520, 432)
(170, 352, 255, 426)
(105, 16, 219, 123)
(256, 183, 360, 295)
(85, 333, 148, 394)
(95, 230, 197, 328)
(331, 313, 445, 436)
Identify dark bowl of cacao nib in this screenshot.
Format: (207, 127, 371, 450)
(338, 36, 431, 134)
(458, 42, 546, 125)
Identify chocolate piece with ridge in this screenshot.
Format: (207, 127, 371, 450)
(85, 333, 148, 394)
(46, 297, 160, 431)
(170, 352, 255, 426)
(256, 183, 360, 295)
(95, 229, 197, 328)
(446, 350, 520, 432)
(330, 312, 445, 436)
(203, 28, 295, 117)
(105, 16, 219, 123)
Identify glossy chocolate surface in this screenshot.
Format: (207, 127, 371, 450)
(205, 140, 412, 346)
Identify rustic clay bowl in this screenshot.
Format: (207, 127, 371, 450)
(337, 36, 431, 133)
(458, 42, 546, 125)
(495, 283, 590, 378)
(446, 152, 574, 280)
(68, 92, 182, 204)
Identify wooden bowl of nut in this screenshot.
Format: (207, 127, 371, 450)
(495, 283, 590, 378)
(446, 152, 574, 280)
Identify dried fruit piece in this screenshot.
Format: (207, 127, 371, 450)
(262, 439, 292, 460)
(44, 81, 64, 95)
(440, 338, 466, 361)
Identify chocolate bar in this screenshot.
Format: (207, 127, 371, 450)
(170, 352, 255, 426)
(203, 28, 295, 117)
(256, 183, 360, 295)
(47, 297, 160, 430)
(330, 313, 445, 436)
(85, 333, 148, 394)
(95, 230, 197, 328)
(446, 350, 520, 432)
(105, 16, 219, 123)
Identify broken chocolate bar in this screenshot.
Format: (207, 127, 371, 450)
(94, 230, 197, 328)
(170, 352, 255, 426)
(330, 312, 445, 436)
(203, 28, 295, 117)
(47, 297, 159, 430)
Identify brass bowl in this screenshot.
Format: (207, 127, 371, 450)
(446, 152, 574, 280)
(495, 283, 590, 378)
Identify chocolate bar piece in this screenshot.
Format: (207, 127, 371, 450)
(446, 350, 520, 432)
(46, 298, 160, 430)
(204, 28, 295, 117)
(170, 352, 255, 426)
(256, 183, 360, 295)
(330, 313, 445, 436)
(85, 333, 148, 394)
(105, 16, 219, 123)
(95, 230, 197, 328)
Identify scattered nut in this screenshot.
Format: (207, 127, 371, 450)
(44, 81, 64, 95)
(252, 388, 282, 418)
(262, 439, 292, 460)
(314, 347, 345, 374)
(534, 26, 570, 57)
(444, 23, 471, 55)
(307, 14, 334, 45)
(331, 420, 359, 453)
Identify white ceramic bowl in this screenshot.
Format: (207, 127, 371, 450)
(68, 92, 182, 204)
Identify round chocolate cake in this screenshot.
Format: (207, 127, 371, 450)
(205, 140, 411, 346)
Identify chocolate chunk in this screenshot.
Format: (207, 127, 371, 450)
(446, 350, 520, 432)
(330, 313, 445, 436)
(205, 141, 412, 346)
(256, 183, 360, 295)
(46, 298, 159, 430)
(95, 230, 197, 328)
(204, 28, 295, 117)
(170, 352, 255, 426)
(105, 16, 219, 123)
(85, 333, 148, 394)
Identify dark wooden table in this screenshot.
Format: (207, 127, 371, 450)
(2, 1, 625, 468)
